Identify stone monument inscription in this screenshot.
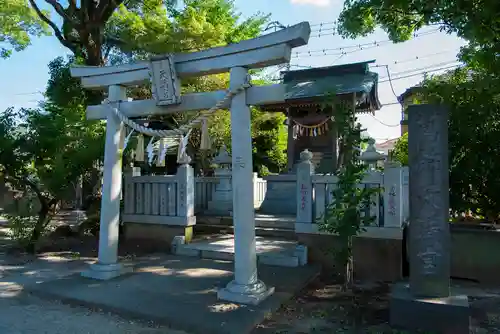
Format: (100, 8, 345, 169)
(408, 104, 450, 298)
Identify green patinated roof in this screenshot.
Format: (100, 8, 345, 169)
(284, 72, 379, 101)
(264, 60, 382, 112)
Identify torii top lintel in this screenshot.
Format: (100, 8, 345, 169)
(70, 22, 311, 90)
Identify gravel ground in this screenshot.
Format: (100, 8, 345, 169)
(0, 226, 189, 334)
(0, 293, 187, 334)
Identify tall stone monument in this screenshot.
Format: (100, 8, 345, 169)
(390, 104, 470, 333)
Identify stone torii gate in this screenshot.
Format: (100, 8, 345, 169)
(70, 22, 311, 305)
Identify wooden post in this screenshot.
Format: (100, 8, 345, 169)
(217, 67, 274, 305)
(81, 85, 132, 280)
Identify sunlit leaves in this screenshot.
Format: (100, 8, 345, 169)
(392, 67, 500, 217)
(0, 0, 50, 58)
(337, 0, 500, 73)
(0, 57, 105, 201)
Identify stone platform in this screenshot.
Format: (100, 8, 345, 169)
(26, 255, 319, 334)
(173, 235, 307, 267)
(390, 282, 471, 334)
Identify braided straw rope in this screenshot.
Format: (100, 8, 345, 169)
(107, 78, 252, 138)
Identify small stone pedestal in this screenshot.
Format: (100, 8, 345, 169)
(206, 146, 233, 215)
(390, 283, 470, 334)
(81, 262, 133, 280)
(217, 280, 275, 306)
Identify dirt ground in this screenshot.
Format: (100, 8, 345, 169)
(4, 230, 500, 334)
(253, 275, 500, 334)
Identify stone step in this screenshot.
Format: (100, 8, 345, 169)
(254, 214, 295, 229)
(196, 214, 296, 230)
(195, 213, 296, 240)
(172, 235, 307, 268)
(194, 224, 297, 241)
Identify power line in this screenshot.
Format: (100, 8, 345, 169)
(371, 49, 460, 66)
(378, 63, 461, 83)
(296, 29, 440, 53)
(369, 114, 401, 127)
(382, 101, 404, 106)
(11, 91, 44, 96)
(310, 21, 336, 28)
(378, 60, 460, 79)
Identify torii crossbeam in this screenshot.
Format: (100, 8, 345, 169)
(70, 22, 311, 305)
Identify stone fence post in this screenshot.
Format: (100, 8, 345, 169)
(176, 155, 195, 224)
(122, 166, 141, 201)
(383, 161, 404, 228)
(296, 149, 314, 226)
(402, 166, 409, 221)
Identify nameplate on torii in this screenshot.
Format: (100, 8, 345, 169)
(149, 55, 182, 106)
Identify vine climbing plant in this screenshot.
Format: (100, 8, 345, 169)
(317, 94, 380, 290)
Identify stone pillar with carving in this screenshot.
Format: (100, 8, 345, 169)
(206, 145, 233, 215)
(390, 104, 470, 333)
(176, 154, 195, 225)
(296, 149, 314, 228)
(383, 161, 403, 228)
(408, 105, 450, 296)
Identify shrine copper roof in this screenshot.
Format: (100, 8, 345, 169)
(263, 60, 382, 113)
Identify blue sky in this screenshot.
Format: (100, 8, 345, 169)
(0, 0, 466, 141)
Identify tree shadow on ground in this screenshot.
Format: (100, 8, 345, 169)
(253, 274, 500, 334)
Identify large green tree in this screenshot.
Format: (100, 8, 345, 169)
(0, 57, 105, 252)
(336, 0, 500, 73)
(338, 0, 500, 220)
(392, 68, 500, 220)
(0, 0, 50, 58)
(21, 0, 267, 66)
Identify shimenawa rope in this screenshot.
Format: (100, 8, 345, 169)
(106, 77, 252, 137)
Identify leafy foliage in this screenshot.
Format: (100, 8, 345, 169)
(106, 0, 268, 60)
(20, 0, 269, 66)
(392, 67, 500, 220)
(336, 0, 500, 75)
(9, 0, 284, 173)
(318, 98, 379, 289)
(0, 0, 50, 58)
(392, 132, 408, 166)
(336, 0, 499, 48)
(337, 0, 500, 221)
(0, 57, 105, 252)
(207, 108, 288, 175)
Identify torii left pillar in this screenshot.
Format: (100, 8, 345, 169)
(81, 85, 132, 280)
(217, 67, 275, 305)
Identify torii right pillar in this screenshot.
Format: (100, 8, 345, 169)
(390, 104, 470, 333)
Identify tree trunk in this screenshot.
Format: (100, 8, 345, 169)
(25, 198, 58, 254)
(342, 236, 354, 291)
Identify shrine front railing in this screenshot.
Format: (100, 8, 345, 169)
(194, 177, 218, 213)
(311, 172, 384, 227)
(122, 163, 195, 226)
(295, 150, 408, 238)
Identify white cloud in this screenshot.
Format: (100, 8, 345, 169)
(290, 0, 331, 7)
